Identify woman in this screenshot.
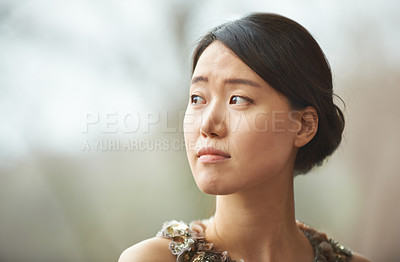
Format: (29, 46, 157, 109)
(119, 13, 370, 262)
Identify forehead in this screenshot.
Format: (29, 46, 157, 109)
(194, 41, 263, 81)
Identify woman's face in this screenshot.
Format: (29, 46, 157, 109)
(184, 41, 300, 195)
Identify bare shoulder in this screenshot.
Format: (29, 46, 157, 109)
(350, 252, 371, 262)
(118, 237, 175, 262)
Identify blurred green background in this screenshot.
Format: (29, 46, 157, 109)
(0, 0, 399, 261)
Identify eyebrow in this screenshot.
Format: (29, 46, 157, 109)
(191, 76, 262, 88)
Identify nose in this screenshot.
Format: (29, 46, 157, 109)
(200, 102, 228, 138)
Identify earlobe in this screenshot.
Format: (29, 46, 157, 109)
(294, 106, 318, 148)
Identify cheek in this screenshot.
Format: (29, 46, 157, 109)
(183, 107, 196, 137)
(184, 110, 197, 155)
(235, 113, 296, 176)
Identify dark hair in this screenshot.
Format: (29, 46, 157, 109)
(192, 13, 345, 175)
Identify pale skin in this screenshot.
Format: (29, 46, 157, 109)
(119, 41, 370, 262)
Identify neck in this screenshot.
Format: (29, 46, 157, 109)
(205, 172, 313, 262)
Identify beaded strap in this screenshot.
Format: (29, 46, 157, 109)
(297, 221, 353, 262)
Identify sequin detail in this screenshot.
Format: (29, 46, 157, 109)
(157, 219, 353, 262)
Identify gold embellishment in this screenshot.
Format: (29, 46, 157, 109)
(330, 239, 353, 262)
(156, 220, 194, 256)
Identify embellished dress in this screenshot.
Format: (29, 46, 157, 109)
(157, 218, 353, 262)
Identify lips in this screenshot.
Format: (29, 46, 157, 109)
(197, 147, 231, 162)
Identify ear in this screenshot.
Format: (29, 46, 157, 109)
(294, 106, 318, 148)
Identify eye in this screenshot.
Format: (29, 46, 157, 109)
(191, 95, 206, 105)
(229, 95, 253, 105)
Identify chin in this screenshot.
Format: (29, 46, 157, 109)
(195, 177, 238, 196)
(199, 186, 234, 196)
